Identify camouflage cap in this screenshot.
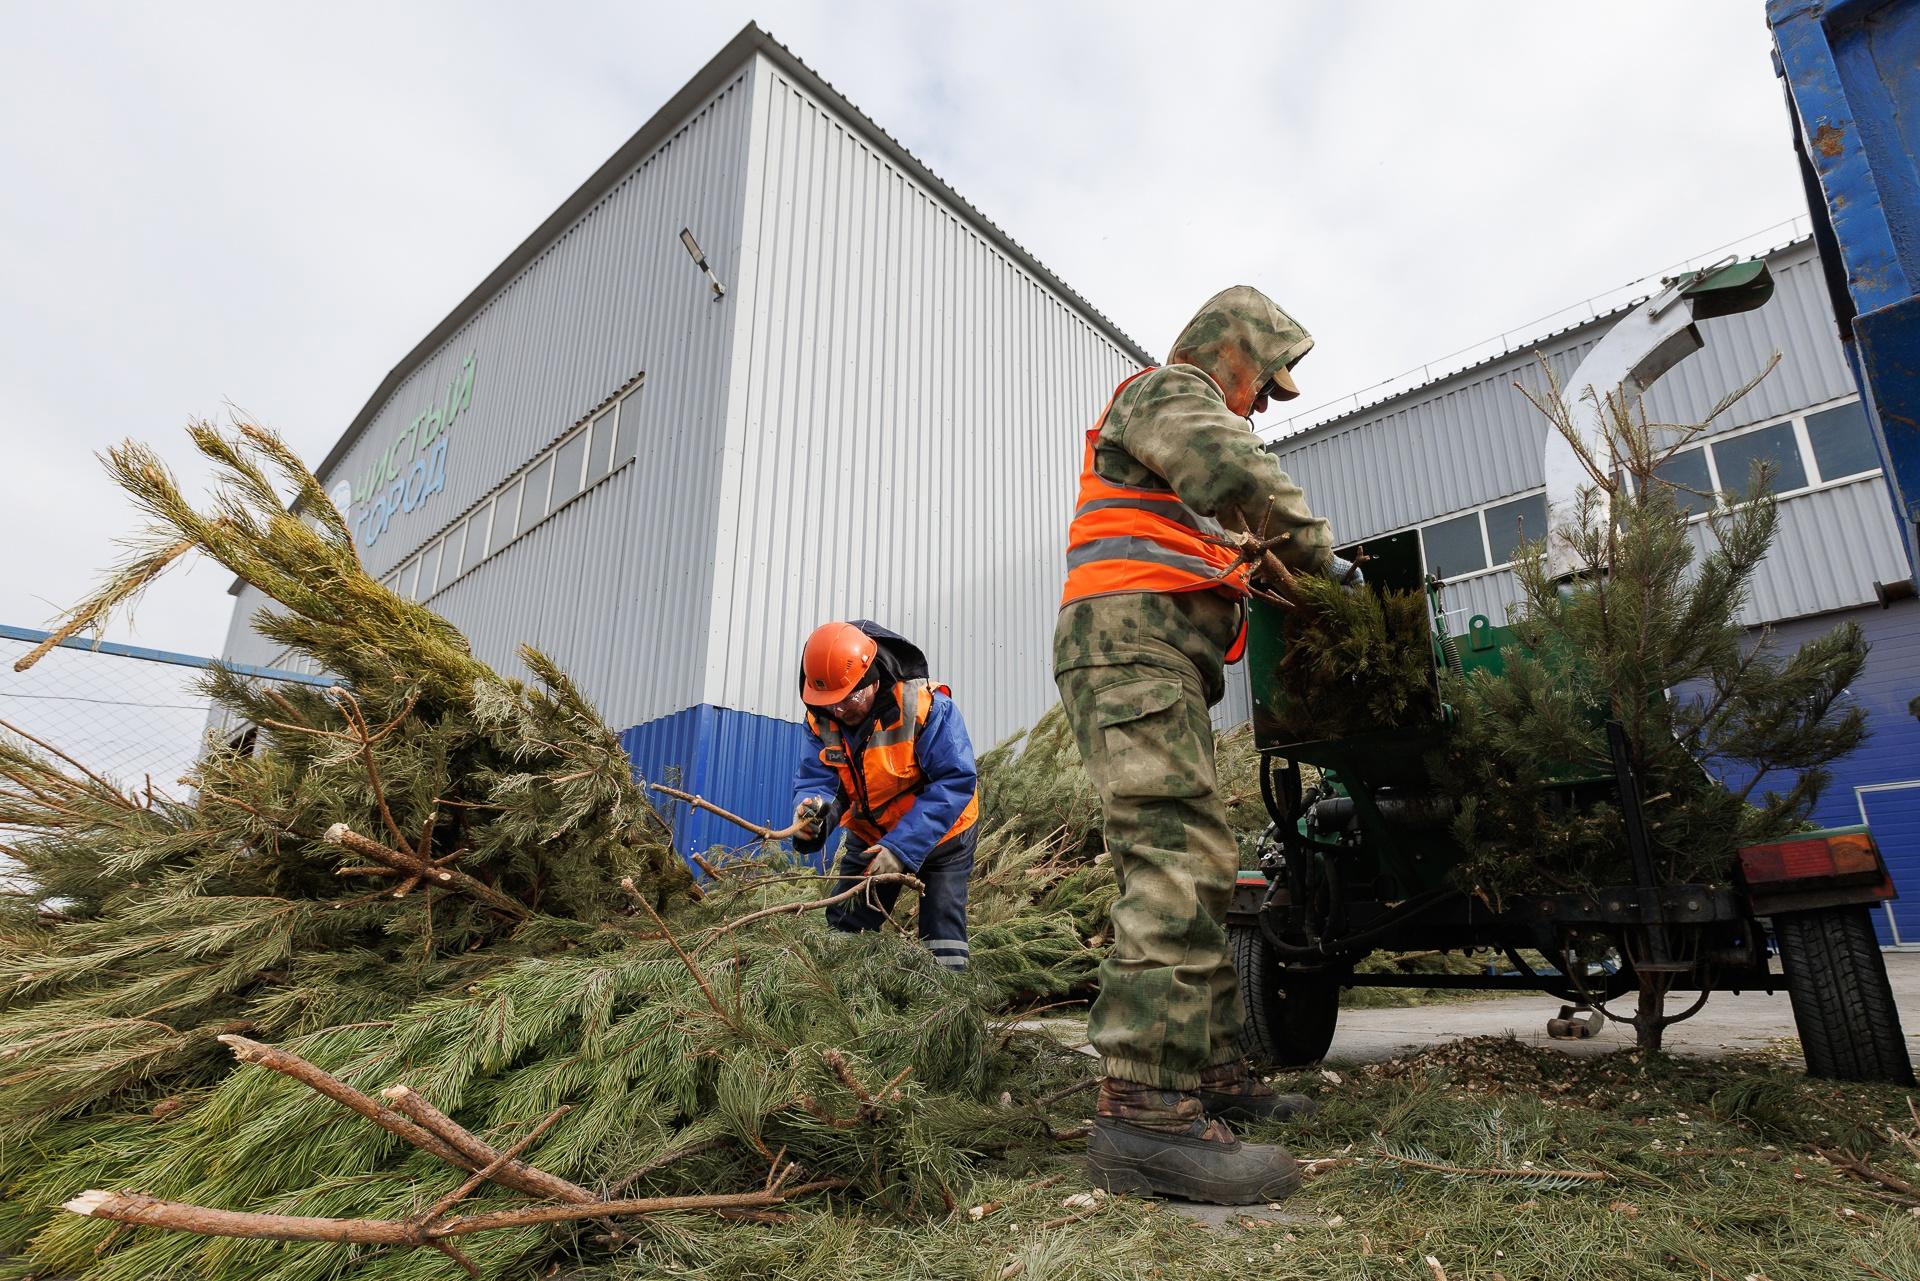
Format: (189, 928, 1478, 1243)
(1167, 286, 1314, 416)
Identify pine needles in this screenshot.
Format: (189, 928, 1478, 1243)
(0, 420, 1102, 1280)
(1266, 577, 1440, 743)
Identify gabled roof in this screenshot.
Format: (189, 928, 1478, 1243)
(312, 21, 1152, 485)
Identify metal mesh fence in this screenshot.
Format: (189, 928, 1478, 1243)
(0, 626, 331, 795)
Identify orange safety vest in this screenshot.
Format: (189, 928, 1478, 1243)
(807, 678, 981, 848)
(1059, 369, 1253, 661)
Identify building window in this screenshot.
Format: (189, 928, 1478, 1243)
(372, 374, 646, 605)
(551, 427, 589, 512)
(521, 455, 555, 530)
(421, 539, 445, 599)
(495, 476, 526, 547)
(1805, 400, 1881, 482)
(585, 406, 616, 488)
(1484, 492, 1547, 567)
(1711, 422, 1806, 496)
(1651, 446, 1715, 517)
(1421, 511, 1487, 579)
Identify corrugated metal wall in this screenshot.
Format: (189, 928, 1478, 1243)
(223, 72, 760, 729)
(698, 56, 1144, 749)
(1689, 599, 1920, 945)
(1268, 240, 1899, 628)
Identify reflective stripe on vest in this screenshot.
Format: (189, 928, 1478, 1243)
(809, 678, 981, 848)
(1059, 370, 1253, 661)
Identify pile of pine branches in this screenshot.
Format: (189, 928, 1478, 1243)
(0, 424, 1092, 1281)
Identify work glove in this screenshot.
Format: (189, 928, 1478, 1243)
(1326, 553, 1364, 588)
(793, 797, 828, 840)
(863, 846, 905, 879)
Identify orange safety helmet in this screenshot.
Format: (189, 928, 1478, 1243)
(799, 621, 879, 707)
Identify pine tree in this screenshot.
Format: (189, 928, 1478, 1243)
(1437, 360, 1869, 1047)
(1441, 357, 1867, 900)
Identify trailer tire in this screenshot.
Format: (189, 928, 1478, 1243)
(1230, 924, 1344, 1068)
(1775, 906, 1914, 1085)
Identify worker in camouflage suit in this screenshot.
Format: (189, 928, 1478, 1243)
(1057, 285, 1356, 1205)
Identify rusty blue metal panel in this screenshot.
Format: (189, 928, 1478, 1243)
(1770, 0, 1920, 582)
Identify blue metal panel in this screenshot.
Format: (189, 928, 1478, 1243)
(1697, 598, 1920, 943)
(0, 623, 334, 687)
(1863, 788, 1920, 944)
(618, 703, 833, 866)
(1770, 0, 1920, 580)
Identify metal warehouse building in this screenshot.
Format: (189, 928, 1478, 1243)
(1258, 237, 1920, 945)
(218, 23, 1148, 851)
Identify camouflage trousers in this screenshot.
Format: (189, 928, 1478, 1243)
(1056, 659, 1245, 1091)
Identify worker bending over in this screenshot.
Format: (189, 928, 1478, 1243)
(1057, 286, 1356, 1205)
(791, 620, 979, 970)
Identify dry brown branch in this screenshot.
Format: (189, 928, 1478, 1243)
(429, 1239, 478, 1277)
(823, 1049, 872, 1103)
(323, 824, 528, 919)
(1038, 1201, 1109, 1231)
(1370, 1147, 1610, 1182)
(632, 894, 735, 1028)
(417, 1105, 571, 1225)
(1035, 1077, 1099, 1108)
(648, 783, 802, 841)
(330, 689, 418, 853)
(215, 1035, 477, 1174)
(1851, 1253, 1903, 1281)
(1815, 1146, 1920, 1202)
(694, 872, 923, 950)
(61, 1181, 849, 1248)
(382, 1086, 597, 1208)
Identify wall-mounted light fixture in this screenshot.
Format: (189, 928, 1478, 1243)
(679, 228, 726, 300)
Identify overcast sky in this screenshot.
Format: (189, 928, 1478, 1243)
(0, 1, 1807, 664)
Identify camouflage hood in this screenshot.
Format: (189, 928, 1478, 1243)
(1166, 286, 1313, 417)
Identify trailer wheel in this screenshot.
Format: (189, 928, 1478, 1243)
(1230, 924, 1344, 1067)
(1774, 906, 1914, 1085)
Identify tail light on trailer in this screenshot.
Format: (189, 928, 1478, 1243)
(1738, 829, 1892, 898)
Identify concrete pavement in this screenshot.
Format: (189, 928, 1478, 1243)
(1324, 950, 1920, 1065)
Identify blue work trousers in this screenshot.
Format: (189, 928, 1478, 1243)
(825, 825, 976, 970)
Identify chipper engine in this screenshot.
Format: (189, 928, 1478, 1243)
(1229, 259, 1914, 1085)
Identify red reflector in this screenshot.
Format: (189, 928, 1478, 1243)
(1828, 832, 1879, 876)
(1739, 832, 1883, 884)
(1779, 839, 1837, 878)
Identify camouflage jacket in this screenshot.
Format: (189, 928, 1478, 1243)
(1054, 287, 1334, 695)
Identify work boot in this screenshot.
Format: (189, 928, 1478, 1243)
(1086, 1078, 1301, 1205)
(1194, 1059, 1319, 1125)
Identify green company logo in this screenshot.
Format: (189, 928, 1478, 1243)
(349, 352, 477, 547)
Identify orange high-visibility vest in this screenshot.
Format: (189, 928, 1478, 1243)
(1059, 369, 1253, 659)
(807, 678, 980, 848)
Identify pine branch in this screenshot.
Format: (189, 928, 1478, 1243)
(694, 872, 924, 951)
(1370, 1146, 1609, 1182)
(61, 1180, 849, 1247)
(324, 824, 529, 919)
(381, 1086, 595, 1208)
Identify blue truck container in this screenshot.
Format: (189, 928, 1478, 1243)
(1770, 0, 1920, 590)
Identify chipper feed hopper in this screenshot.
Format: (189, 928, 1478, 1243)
(1230, 260, 1914, 1084)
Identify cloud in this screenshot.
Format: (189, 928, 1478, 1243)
(0, 0, 1807, 667)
